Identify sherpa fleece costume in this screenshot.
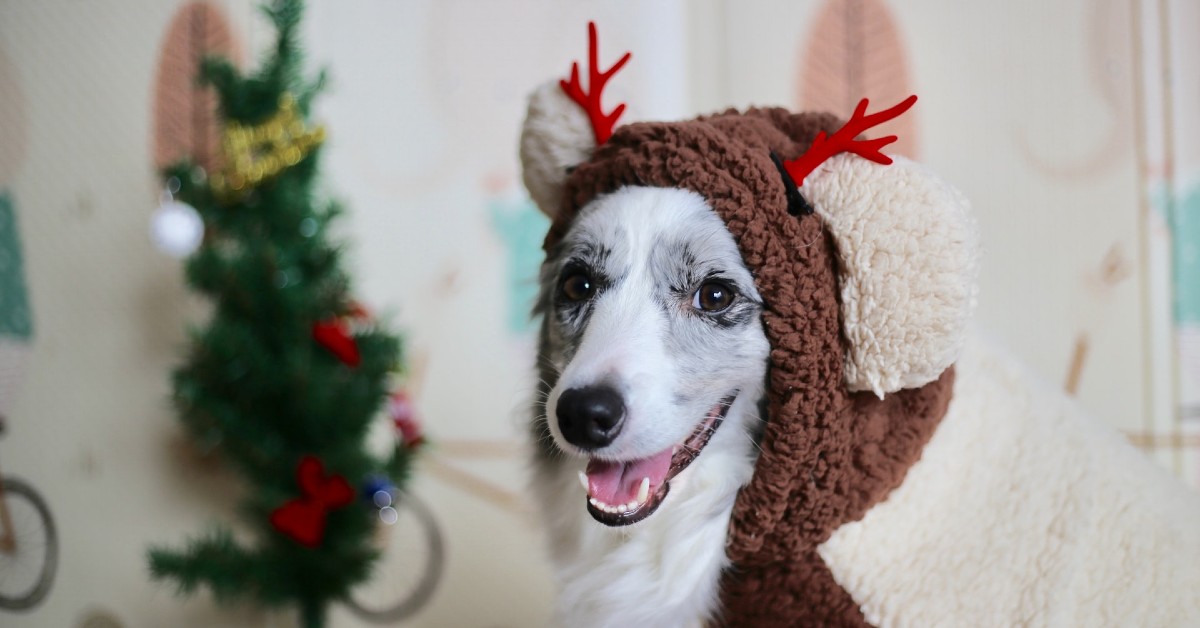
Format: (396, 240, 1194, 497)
(520, 26, 1200, 627)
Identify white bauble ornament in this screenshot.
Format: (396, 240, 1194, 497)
(151, 200, 204, 257)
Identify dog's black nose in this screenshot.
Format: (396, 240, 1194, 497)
(556, 385, 626, 450)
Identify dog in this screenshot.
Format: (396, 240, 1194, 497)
(519, 25, 1200, 628)
(529, 185, 771, 626)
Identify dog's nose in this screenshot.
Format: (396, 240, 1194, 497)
(556, 385, 626, 450)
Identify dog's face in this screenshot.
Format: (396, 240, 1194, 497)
(536, 186, 770, 527)
(520, 68, 977, 538)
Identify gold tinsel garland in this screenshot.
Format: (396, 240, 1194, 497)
(210, 93, 324, 199)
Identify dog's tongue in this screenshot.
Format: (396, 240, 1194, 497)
(586, 447, 673, 505)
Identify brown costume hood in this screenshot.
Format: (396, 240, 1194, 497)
(545, 109, 956, 626)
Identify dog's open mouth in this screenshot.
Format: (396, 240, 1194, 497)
(580, 394, 737, 527)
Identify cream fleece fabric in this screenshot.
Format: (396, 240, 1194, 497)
(818, 332, 1200, 627)
(804, 154, 979, 397)
(519, 81, 596, 218)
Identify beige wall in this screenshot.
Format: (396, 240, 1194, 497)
(0, 1, 1195, 626)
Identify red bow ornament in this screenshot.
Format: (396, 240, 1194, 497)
(269, 455, 355, 547)
(312, 303, 373, 367)
(312, 319, 360, 366)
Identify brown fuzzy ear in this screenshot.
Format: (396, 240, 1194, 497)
(519, 81, 596, 219)
(803, 154, 979, 397)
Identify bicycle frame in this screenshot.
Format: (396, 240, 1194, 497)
(0, 460, 13, 554)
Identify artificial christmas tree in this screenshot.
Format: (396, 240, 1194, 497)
(147, 2, 420, 626)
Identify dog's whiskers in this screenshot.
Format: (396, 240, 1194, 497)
(738, 429, 765, 456)
(531, 412, 570, 462)
(726, 409, 767, 456)
(535, 352, 563, 374)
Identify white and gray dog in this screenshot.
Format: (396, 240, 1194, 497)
(530, 186, 769, 625)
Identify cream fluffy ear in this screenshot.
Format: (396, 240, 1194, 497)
(802, 154, 980, 397)
(519, 80, 596, 219)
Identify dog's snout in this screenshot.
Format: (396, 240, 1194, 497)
(556, 385, 626, 450)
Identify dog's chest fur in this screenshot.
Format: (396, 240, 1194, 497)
(533, 430, 755, 628)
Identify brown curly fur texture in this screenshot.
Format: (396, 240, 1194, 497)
(547, 109, 955, 627)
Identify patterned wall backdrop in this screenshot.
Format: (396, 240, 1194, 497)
(0, 1, 1195, 626)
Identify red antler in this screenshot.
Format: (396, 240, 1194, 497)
(560, 22, 632, 145)
(783, 95, 918, 187)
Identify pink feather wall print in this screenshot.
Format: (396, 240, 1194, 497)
(152, 2, 241, 174)
(1017, 0, 1131, 179)
(796, 0, 917, 158)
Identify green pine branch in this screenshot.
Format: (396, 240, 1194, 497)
(149, 529, 265, 604)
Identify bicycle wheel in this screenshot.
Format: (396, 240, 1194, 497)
(345, 490, 444, 623)
(0, 476, 57, 611)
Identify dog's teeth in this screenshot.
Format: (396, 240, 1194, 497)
(578, 471, 590, 493)
(589, 496, 644, 515)
(637, 477, 650, 504)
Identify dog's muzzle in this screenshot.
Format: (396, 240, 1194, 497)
(578, 393, 738, 527)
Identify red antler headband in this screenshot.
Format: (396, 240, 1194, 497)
(783, 95, 918, 187)
(560, 22, 632, 145)
(558, 23, 914, 215)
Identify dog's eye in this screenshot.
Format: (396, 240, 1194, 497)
(560, 271, 595, 302)
(693, 281, 736, 312)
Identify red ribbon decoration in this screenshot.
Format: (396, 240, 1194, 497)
(269, 455, 355, 547)
(312, 319, 361, 366)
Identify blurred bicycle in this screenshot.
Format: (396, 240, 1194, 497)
(0, 415, 58, 611)
(345, 486, 444, 623)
